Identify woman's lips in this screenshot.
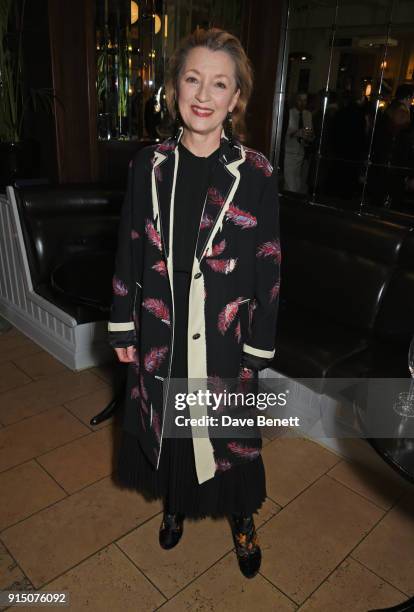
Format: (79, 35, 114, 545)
(191, 105, 214, 117)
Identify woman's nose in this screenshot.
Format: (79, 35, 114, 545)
(195, 81, 210, 102)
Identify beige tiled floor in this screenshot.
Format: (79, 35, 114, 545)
(0, 326, 412, 611)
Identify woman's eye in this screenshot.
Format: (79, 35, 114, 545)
(215, 82, 226, 89)
(186, 76, 198, 83)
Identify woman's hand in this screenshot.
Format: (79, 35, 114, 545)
(114, 346, 137, 363)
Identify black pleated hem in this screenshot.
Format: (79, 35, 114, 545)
(116, 429, 267, 520)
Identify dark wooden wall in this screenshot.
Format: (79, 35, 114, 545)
(241, 0, 284, 158)
(47, 0, 284, 184)
(48, 0, 98, 182)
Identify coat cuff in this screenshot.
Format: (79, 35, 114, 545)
(241, 352, 272, 372)
(242, 343, 275, 359)
(108, 321, 135, 332)
(107, 329, 137, 349)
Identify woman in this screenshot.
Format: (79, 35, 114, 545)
(108, 28, 280, 579)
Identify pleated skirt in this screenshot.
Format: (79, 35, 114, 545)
(117, 271, 267, 519)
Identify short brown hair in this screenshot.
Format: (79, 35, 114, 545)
(165, 28, 253, 142)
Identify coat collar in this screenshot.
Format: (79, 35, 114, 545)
(153, 126, 243, 167)
(151, 126, 246, 266)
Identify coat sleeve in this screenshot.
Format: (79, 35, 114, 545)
(107, 159, 138, 349)
(242, 166, 281, 363)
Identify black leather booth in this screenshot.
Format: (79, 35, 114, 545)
(13, 184, 124, 323)
(271, 198, 414, 380)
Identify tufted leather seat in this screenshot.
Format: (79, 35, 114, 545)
(13, 184, 124, 324)
(272, 197, 414, 380)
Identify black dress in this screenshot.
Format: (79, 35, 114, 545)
(116, 141, 267, 519)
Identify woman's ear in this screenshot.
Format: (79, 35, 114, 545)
(230, 87, 241, 113)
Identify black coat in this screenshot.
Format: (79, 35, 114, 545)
(108, 127, 281, 484)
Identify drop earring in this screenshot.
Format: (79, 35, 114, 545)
(225, 110, 234, 147)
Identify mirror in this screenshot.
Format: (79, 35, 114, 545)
(279, 0, 414, 216)
(95, 0, 244, 142)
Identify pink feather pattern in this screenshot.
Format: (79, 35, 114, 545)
(152, 260, 167, 277)
(248, 299, 257, 333)
(152, 410, 161, 442)
(143, 298, 170, 326)
(158, 141, 175, 152)
(112, 275, 128, 296)
(144, 346, 169, 372)
(154, 165, 162, 182)
(245, 149, 273, 176)
(227, 441, 260, 459)
(240, 367, 254, 381)
(226, 204, 257, 229)
(207, 187, 225, 207)
(256, 239, 281, 264)
(145, 219, 162, 251)
(140, 373, 148, 401)
(200, 213, 214, 229)
(234, 320, 241, 343)
(206, 258, 237, 274)
(215, 458, 232, 472)
(269, 281, 280, 302)
(217, 297, 245, 335)
(210, 239, 226, 256)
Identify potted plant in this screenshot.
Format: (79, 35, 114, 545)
(0, 0, 56, 186)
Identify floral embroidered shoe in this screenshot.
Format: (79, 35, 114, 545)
(159, 511, 185, 550)
(231, 514, 261, 578)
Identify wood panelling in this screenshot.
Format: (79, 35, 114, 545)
(48, 0, 98, 182)
(241, 0, 284, 157)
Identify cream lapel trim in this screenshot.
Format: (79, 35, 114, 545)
(151, 151, 167, 235)
(155, 144, 180, 471)
(202, 147, 246, 261)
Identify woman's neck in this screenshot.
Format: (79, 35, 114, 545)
(180, 127, 221, 157)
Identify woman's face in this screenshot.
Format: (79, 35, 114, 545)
(177, 46, 240, 138)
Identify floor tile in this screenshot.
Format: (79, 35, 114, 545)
(299, 557, 406, 612)
(262, 436, 340, 506)
(0, 329, 39, 354)
(0, 461, 66, 530)
(117, 513, 234, 599)
(89, 363, 116, 385)
(0, 406, 90, 472)
(117, 497, 277, 600)
(64, 386, 115, 430)
(0, 339, 42, 366)
(158, 550, 297, 612)
(37, 426, 115, 493)
(12, 351, 69, 380)
(15, 545, 166, 612)
(0, 370, 105, 425)
(352, 492, 414, 596)
(1, 476, 162, 588)
(0, 361, 31, 394)
(258, 475, 384, 604)
(327, 457, 406, 510)
(0, 541, 32, 591)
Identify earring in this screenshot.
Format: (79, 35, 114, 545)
(225, 110, 235, 147)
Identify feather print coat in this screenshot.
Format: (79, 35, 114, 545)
(108, 127, 281, 484)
